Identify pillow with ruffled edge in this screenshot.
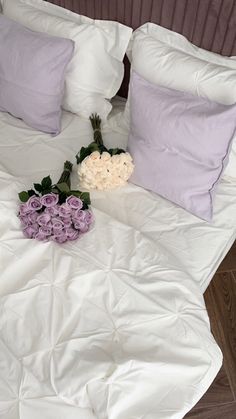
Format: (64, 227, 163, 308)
(2, 0, 132, 120)
(121, 23, 236, 179)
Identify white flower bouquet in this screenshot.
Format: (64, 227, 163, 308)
(76, 114, 134, 190)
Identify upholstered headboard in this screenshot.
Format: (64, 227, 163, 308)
(46, 0, 236, 96)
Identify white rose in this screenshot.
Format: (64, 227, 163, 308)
(85, 169, 96, 181)
(124, 152, 133, 162)
(84, 156, 95, 169)
(80, 179, 93, 189)
(101, 151, 111, 162)
(77, 160, 88, 175)
(90, 151, 101, 161)
(111, 154, 121, 165)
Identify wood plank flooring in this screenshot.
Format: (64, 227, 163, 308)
(185, 242, 236, 418)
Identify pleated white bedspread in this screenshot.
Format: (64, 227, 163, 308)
(1, 106, 236, 419)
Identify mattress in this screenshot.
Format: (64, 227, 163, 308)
(0, 102, 236, 419)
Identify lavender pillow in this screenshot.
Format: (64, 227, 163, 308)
(0, 15, 74, 135)
(128, 71, 236, 221)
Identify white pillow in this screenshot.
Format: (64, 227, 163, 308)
(2, 0, 132, 119)
(123, 23, 236, 179)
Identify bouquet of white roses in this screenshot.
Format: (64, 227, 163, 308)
(76, 114, 134, 190)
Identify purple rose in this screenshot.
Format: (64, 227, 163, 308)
(65, 227, 80, 241)
(84, 210, 94, 225)
(28, 212, 38, 224)
(44, 205, 59, 216)
(37, 213, 51, 226)
(19, 215, 31, 226)
(51, 218, 64, 232)
(60, 217, 72, 228)
(72, 209, 86, 222)
(74, 221, 89, 233)
(35, 230, 48, 241)
(27, 195, 42, 211)
(40, 226, 52, 236)
(19, 203, 31, 216)
(40, 193, 59, 208)
(23, 224, 39, 238)
(66, 196, 83, 210)
(58, 203, 72, 218)
(51, 232, 67, 244)
(39, 226, 52, 236)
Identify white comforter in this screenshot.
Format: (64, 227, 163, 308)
(1, 108, 236, 419)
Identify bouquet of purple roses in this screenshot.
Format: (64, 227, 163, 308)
(18, 161, 93, 243)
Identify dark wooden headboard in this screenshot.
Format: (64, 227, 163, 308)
(46, 0, 236, 96)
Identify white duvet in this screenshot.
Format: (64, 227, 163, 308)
(0, 105, 236, 419)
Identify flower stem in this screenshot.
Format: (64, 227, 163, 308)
(57, 161, 73, 188)
(90, 113, 103, 146)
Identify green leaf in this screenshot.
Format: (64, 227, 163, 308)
(108, 148, 126, 156)
(80, 192, 91, 206)
(56, 182, 70, 193)
(28, 189, 36, 197)
(76, 147, 90, 164)
(75, 152, 80, 164)
(41, 176, 52, 191)
(69, 190, 81, 198)
(18, 191, 29, 202)
(99, 145, 109, 153)
(89, 142, 100, 152)
(58, 192, 67, 205)
(34, 183, 42, 193)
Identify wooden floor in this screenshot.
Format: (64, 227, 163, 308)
(185, 242, 236, 418)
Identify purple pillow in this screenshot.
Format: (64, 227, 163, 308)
(128, 71, 236, 221)
(0, 15, 74, 135)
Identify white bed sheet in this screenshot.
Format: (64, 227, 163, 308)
(0, 105, 235, 419)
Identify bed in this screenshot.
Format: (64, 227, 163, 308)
(1, 1, 236, 419)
